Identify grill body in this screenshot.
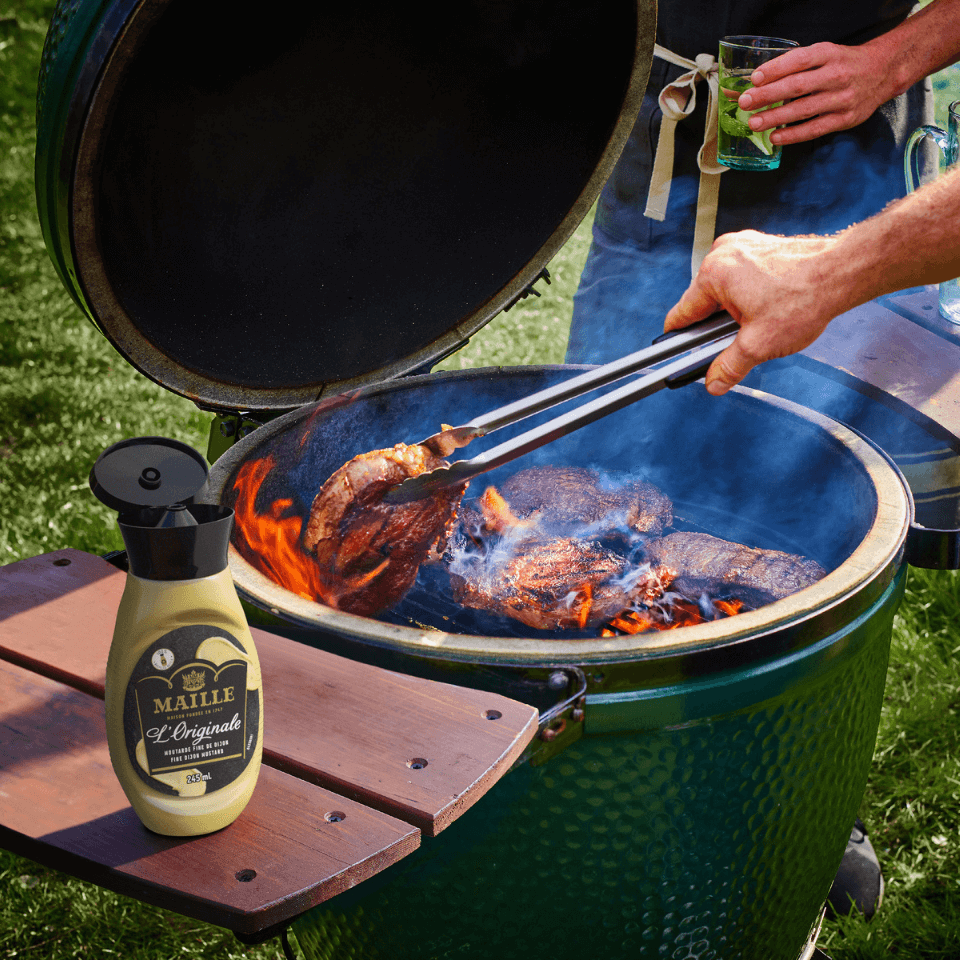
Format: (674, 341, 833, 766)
(292, 584, 896, 960)
(205, 370, 910, 960)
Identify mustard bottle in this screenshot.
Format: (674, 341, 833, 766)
(91, 437, 263, 836)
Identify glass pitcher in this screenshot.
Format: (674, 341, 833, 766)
(905, 99, 960, 323)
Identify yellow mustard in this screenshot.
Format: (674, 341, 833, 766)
(106, 567, 263, 836)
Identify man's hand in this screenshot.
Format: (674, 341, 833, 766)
(738, 0, 960, 147)
(664, 167, 960, 395)
(736, 42, 894, 146)
(663, 231, 847, 395)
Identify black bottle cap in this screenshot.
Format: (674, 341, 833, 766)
(90, 437, 209, 513)
(91, 437, 233, 580)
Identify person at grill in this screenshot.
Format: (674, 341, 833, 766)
(661, 161, 960, 919)
(565, 0, 960, 923)
(664, 165, 960, 394)
(565, 0, 960, 365)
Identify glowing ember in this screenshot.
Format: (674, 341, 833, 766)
(600, 596, 746, 637)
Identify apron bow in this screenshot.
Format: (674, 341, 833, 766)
(644, 44, 726, 274)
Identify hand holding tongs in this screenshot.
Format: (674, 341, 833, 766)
(384, 311, 739, 503)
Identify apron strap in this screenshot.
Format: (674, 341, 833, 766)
(644, 43, 726, 275)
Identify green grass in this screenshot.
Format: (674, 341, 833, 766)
(3, 3, 960, 958)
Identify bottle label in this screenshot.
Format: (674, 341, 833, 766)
(123, 625, 260, 797)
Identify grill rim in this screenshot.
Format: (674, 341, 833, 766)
(206, 372, 911, 673)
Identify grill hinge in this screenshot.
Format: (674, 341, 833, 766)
(514, 666, 587, 768)
(502, 267, 552, 312)
(205, 410, 285, 463)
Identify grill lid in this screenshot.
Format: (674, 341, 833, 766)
(37, 0, 655, 411)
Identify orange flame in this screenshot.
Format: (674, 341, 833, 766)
(574, 583, 593, 629)
(231, 456, 328, 602)
(600, 596, 746, 637)
(479, 486, 531, 535)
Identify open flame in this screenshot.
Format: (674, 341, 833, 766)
(479, 486, 533, 536)
(600, 596, 745, 637)
(231, 455, 328, 602)
(230, 459, 748, 638)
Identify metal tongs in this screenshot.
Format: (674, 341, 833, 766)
(384, 311, 739, 503)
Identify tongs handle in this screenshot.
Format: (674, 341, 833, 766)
(385, 312, 739, 503)
(476, 311, 739, 432)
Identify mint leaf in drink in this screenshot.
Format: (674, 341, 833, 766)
(748, 128, 775, 156)
(742, 102, 781, 156)
(719, 110, 751, 138)
(719, 72, 751, 94)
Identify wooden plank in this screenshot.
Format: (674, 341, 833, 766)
(0, 550, 539, 835)
(256, 634, 537, 835)
(801, 299, 960, 440)
(0, 659, 419, 936)
(0, 549, 118, 696)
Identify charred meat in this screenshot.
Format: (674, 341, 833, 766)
(448, 466, 676, 631)
(451, 534, 675, 631)
(488, 466, 672, 537)
(646, 532, 826, 607)
(303, 443, 466, 616)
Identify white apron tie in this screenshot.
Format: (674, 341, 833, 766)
(644, 44, 726, 275)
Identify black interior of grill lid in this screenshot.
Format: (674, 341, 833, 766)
(77, 0, 650, 408)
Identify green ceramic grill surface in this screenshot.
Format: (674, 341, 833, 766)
(293, 572, 901, 960)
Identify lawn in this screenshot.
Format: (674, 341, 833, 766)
(3, 3, 960, 959)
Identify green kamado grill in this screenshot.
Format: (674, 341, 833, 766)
(34, 1, 960, 958)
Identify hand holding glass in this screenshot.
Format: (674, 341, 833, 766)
(717, 36, 799, 171)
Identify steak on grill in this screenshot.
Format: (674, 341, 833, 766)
(447, 466, 677, 631)
(646, 532, 826, 606)
(303, 443, 466, 616)
(450, 534, 675, 631)
(488, 466, 672, 536)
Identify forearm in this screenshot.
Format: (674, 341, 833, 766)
(826, 165, 960, 305)
(662, 167, 960, 395)
(863, 0, 960, 103)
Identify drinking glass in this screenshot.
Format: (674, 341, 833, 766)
(905, 99, 960, 323)
(717, 35, 799, 171)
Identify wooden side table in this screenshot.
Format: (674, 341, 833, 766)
(0, 550, 538, 943)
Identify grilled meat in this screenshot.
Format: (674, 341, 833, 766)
(303, 443, 466, 616)
(447, 467, 676, 631)
(647, 532, 826, 606)
(490, 466, 672, 536)
(451, 534, 675, 631)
